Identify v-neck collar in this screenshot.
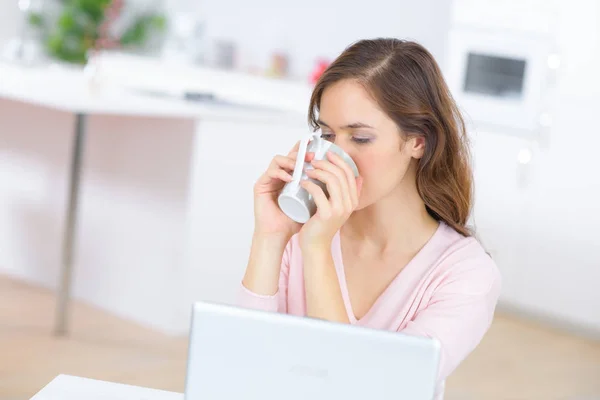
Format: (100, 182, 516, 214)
(331, 222, 446, 325)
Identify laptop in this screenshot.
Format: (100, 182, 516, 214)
(184, 301, 440, 400)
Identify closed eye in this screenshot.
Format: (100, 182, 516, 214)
(321, 132, 371, 145)
(352, 137, 371, 144)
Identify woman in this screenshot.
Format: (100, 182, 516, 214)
(239, 38, 501, 399)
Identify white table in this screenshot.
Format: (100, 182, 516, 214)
(30, 375, 183, 400)
(0, 57, 307, 335)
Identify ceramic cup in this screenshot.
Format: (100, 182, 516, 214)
(278, 135, 359, 223)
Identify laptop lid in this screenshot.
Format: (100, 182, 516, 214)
(184, 301, 440, 400)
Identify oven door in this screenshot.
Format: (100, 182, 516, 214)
(445, 26, 554, 135)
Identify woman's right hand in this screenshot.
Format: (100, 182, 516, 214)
(253, 141, 312, 239)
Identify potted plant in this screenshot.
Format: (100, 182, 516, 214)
(27, 0, 167, 65)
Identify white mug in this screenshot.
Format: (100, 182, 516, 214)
(278, 134, 359, 223)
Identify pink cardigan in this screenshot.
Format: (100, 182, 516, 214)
(238, 221, 501, 399)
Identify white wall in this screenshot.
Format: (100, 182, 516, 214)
(0, 100, 196, 333)
(453, 0, 600, 332)
(175, 0, 453, 79)
(0, 0, 19, 47)
(0, 103, 71, 286)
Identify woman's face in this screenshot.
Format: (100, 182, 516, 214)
(317, 79, 424, 209)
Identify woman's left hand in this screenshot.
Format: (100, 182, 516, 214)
(298, 151, 363, 250)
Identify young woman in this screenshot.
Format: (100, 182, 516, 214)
(239, 38, 501, 399)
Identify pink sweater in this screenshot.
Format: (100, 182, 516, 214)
(238, 221, 501, 399)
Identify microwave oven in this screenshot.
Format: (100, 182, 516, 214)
(444, 26, 555, 135)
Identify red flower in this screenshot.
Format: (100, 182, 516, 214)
(309, 59, 330, 85)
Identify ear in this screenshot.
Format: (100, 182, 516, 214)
(411, 136, 426, 159)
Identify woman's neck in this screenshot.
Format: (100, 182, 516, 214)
(343, 180, 439, 256)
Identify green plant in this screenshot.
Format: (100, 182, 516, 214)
(29, 0, 166, 64)
(120, 13, 166, 47)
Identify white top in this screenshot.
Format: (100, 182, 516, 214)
(30, 375, 183, 400)
(0, 58, 307, 125)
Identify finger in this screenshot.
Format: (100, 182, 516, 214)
(287, 141, 300, 156)
(266, 168, 293, 182)
(305, 167, 345, 214)
(300, 179, 331, 218)
(270, 155, 296, 171)
(326, 152, 358, 208)
(287, 151, 312, 163)
(310, 158, 352, 212)
(258, 154, 296, 186)
(256, 166, 292, 186)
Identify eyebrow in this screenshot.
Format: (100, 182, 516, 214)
(317, 119, 374, 130)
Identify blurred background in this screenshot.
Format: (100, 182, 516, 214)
(0, 0, 599, 399)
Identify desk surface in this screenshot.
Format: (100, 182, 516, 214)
(0, 60, 305, 124)
(30, 375, 183, 400)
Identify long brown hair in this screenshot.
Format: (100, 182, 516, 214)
(308, 38, 474, 237)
